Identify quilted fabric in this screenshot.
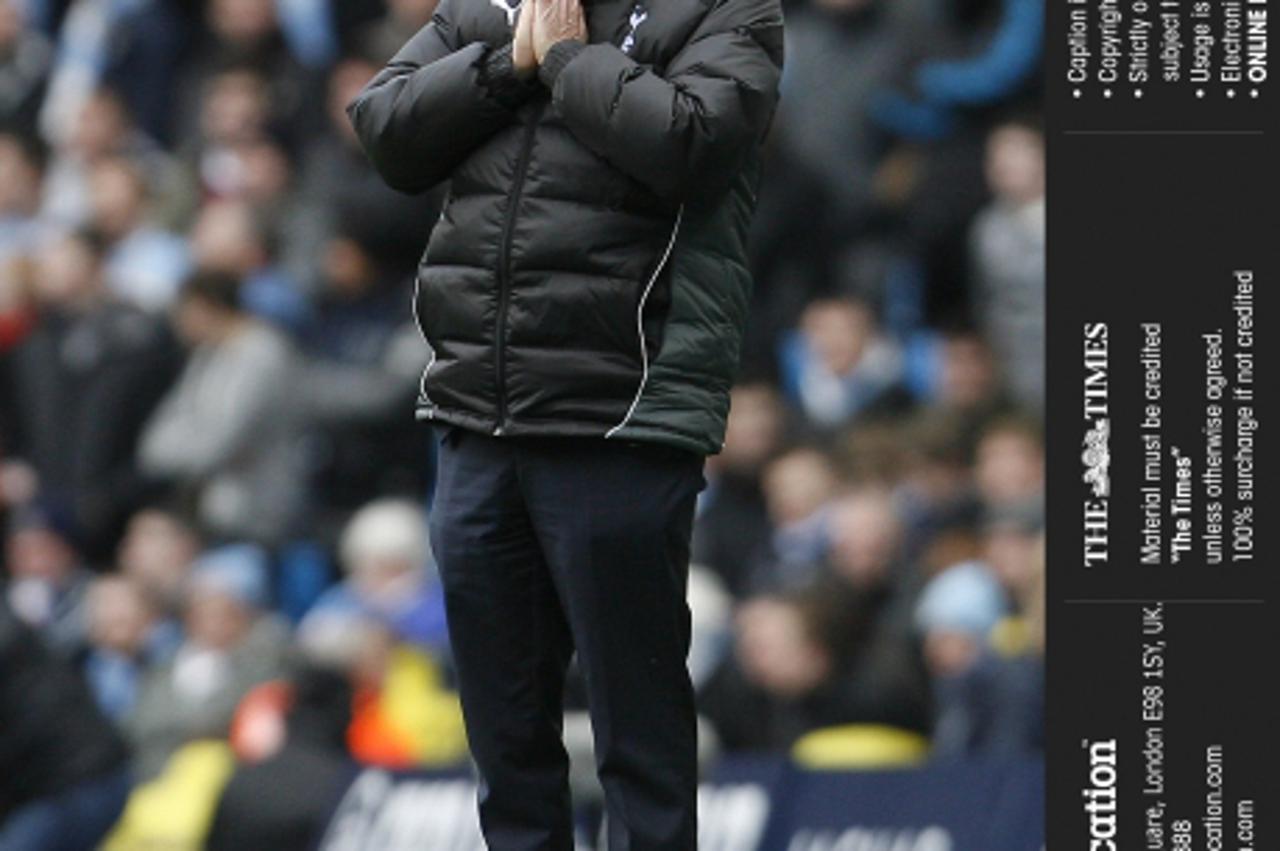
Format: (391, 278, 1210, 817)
(348, 0, 783, 454)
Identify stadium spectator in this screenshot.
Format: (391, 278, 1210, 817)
(89, 156, 190, 311)
(982, 501, 1043, 611)
(780, 296, 910, 429)
(188, 198, 309, 330)
(929, 327, 1009, 419)
(693, 382, 786, 598)
(290, 212, 430, 514)
(3, 498, 91, 654)
(287, 55, 443, 288)
(174, 0, 319, 152)
(37, 1, 140, 144)
(0, 131, 49, 266)
(0, 0, 51, 133)
(1, 229, 178, 554)
(206, 664, 353, 851)
(972, 116, 1046, 410)
(179, 66, 274, 204)
(83, 573, 169, 720)
(40, 87, 175, 229)
(973, 414, 1044, 511)
(894, 415, 983, 563)
(137, 270, 305, 545)
(298, 583, 466, 769)
(755, 446, 842, 592)
(914, 558, 1019, 758)
(0, 598, 131, 851)
(0, 252, 32, 353)
(766, 0, 908, 230)
(296, 222, 430, 516)
(309, 498, 447, 653)
(127, 543, 288, 780)
(354, 0, 438, 63)
(871, 0, 1042, 141)
(116, 506, 202, 625)
(701, 581, 929, 751)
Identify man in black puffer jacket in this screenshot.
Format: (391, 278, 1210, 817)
(348, 0, 782, 844)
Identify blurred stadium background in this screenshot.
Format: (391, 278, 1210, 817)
(0, 0, 1044, 848)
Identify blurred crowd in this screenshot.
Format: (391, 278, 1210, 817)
(0, 0, 1044, 847)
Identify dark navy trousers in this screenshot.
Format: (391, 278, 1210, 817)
(429, 425, 704, 851)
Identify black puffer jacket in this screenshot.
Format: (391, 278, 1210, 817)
(348, 0, 783, 455)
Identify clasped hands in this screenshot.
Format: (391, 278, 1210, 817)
(512, 0, 587, 79)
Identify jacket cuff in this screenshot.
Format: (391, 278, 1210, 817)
(478, 43, 541, 110)
(538, 40, 587, 89)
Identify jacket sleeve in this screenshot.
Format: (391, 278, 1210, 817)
(539, 0, 784, 203)
(346, 0, 540, 194)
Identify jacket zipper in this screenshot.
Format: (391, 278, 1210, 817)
(493, 103, 543, 436)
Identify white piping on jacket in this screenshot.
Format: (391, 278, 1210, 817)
(412, 270, 437, 416)
(606, 204, 684, 438)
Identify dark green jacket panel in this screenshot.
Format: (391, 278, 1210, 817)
(611, 155, 761, 455)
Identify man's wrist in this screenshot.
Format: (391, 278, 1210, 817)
(479, 43, 542, 109)
(537, 40, 587, 89)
